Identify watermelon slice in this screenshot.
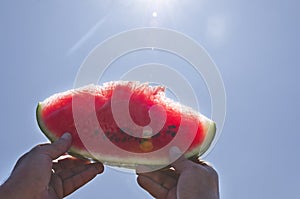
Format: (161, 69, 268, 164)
(36, 81, 216, 168)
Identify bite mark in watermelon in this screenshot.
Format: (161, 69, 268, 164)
(36, 81, 216, 167)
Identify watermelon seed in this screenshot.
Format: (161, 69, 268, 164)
(166, 125, 177, 137)
(152, 132, 161, 138)
(103, 131, 110, 140)
(104, 131, 117, 142)
(110, 134, 116, 140)
(140, 138, 148, 143)
(169, 125, 176, 129)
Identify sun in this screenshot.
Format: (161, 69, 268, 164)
(136, 0, 180, 18)
(152, 11, 158, 17)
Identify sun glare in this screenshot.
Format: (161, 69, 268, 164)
(138, 0, 178, 18)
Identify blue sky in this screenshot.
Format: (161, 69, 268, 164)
(0, 0, 299, 198)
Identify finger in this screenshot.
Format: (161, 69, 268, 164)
(136, 164, 176, 175)
(138, 170, 177, 190)
(57, 162, 103, 180)
(42, 133, 72, 160)
(137, 175, 168, 199)
(53, 157, 90, 173)
(167, 187, 177, 199)
(62, 163, 104, 197)
(161, 168, 179, 180)
(12, 152, 30, 172)
(49, 173, 63, 198)
(169, 146, 197, 174)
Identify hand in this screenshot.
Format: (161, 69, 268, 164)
(0, 133, 104, 199)
(137, 148, 219, 199)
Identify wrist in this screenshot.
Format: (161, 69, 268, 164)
(0, 181, 18, 199)
(0, 178, 32, 199)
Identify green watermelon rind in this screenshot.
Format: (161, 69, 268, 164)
(36, 103, 88, 160)
(185, 117, 216, 159)
(36, 102, 216, 167)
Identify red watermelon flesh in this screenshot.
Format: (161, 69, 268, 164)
(36, 81, 216, 167)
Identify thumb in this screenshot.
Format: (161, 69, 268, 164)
(169, 146, 195, 174)
(43, 133, 72, 159)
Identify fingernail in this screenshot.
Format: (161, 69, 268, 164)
(94, 163, 104, 173)
(61, 132, 71, 140)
